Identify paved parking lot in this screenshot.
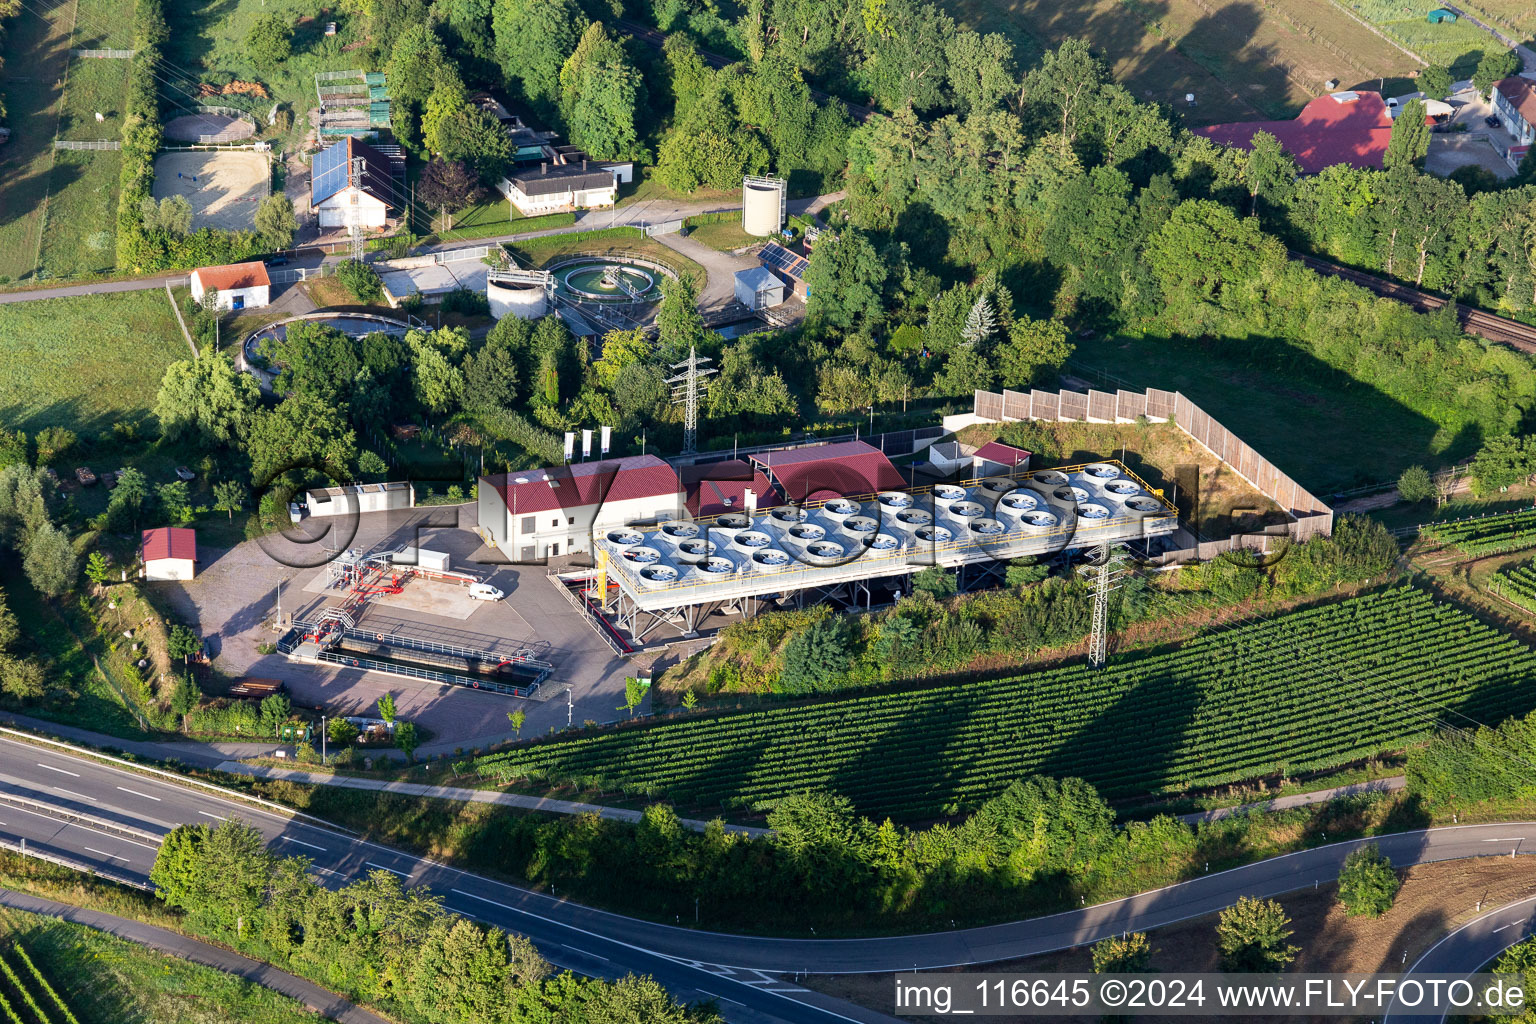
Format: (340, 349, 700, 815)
(151, 506, 638, 756)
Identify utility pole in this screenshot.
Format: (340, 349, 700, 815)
(666, 347, 716, 456)
(567, 686, 573, 727)
(321, 714, 327, 765)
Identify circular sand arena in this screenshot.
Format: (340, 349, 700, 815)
(162, 112, 256, 143)
(152, 149, 270, 231)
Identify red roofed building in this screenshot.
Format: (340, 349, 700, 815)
(189, 262, 271, 312)
(1492, 77, 1536, 165)
(750, 441, 906, 503)
(973, 441, 1031, 474)
(141, 527, 198, 581)
(681, 460, 775, 517)
(477, 454, 685, 561)
(1192, 91, 1428, 174)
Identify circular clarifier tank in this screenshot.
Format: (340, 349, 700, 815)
(1078, 503, 1112, 520)
(915, 525, 953, 543)
(822, 498, 860, 520)
(715, 513, 750, 529)
(949, 500, 985, 519)
(969, 518, 1006, 535)
(804, 540, 847, 564)
(999, 491, 1040, 515)
(606, 528, 643, 546)
(638, 564, 679, 587)
(1019, 510, 1060, 532)
(621, 546, 661, 565)
(697, 555, 735, 575)
(676, 539, 717, 564)
(771, 506, 809, 525)
(1082, 463, 1120, 479)
(787, 523, 825, 543)
(877, 491, 913, 510)
(1127, 497, 1164, 514)
(932, 483, 967, 506)
(843, 515, 878, 534)
(732, 530, 773, 551)
(660, 520, 699, 541)
(752, 549, 792, 572)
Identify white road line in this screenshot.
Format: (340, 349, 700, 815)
(1495, 922, 1517, 932)
(115, 787, 160, 802)
(198, 811, 226, 821)
(37, 763, 79, 777)
(366, 861, 409, 877)
(55, 788, 96, 802)
(1482, 838, 1524, 842)
(83, 847, 121, 860)
(279, 836, 324, 851)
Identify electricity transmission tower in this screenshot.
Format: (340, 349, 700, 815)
(1081, 544, 1132, 668)
(346, 155, 367, 263)
(666, 347, 716, 456)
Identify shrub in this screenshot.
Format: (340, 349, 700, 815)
(1092, 932, 1152, 973)
(336, 260, 383, 303)
(1216, 897, 1299, 972)
(777, 615, 854, 694)
(1336, 843, 1399, 917)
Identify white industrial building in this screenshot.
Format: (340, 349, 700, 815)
(141, 527, 198, 581)
(189, 262, 271, 312)
(477, 455, 685, 561)
(498, 162, 617, 215)
(733, 266, 785, 310)
(305, 482, 415, 517)
(310, 137, 398, 230)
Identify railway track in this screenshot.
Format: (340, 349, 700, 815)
(1293, 251, 1536, 353)
(615, 18, 878, 123)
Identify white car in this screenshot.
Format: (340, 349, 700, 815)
(468, 583, 505, 602)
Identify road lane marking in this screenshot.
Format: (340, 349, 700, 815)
(279, 836, 325, 851)
(54, 788, 96, 802)
(198, 811, 226, 821)
(115, 787, 160, 802)
(365, 861, 409, 877)
(1496, 922, 1518, 932)
(37, 764, 79, 777)
(83, 846, 122, 860)
(1482, 838, 1524, 842)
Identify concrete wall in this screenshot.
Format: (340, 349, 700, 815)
(145, 557, 195, 581)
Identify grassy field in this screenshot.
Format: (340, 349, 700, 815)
(0, 904, 324, 1024)
(56, 56, 131, 141)
(955, 0, 1419, 124)
(0, 0, 73, 282)
(1344, 0, 1495, 71)
(1071, 334, 1478, 494)
(1458, 0, 1536, 40)
(35, 150, 123, 280)
(0, 291, 190, 437)
(686, 218, 758, 251)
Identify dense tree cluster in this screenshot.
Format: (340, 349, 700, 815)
(150, 819, 722, 1024)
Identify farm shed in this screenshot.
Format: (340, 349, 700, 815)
(1426, 8, 1457, 21)
(733, 266, 785, 310)
(190, 262, 270, 312)
(141, 527, 198, 581)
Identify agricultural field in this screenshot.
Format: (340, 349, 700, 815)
(0, 291, 190, 436)
(1458, 0, 1536, 42)
(0, 905, 324, 1024)
(476, 586, 1536, 819)
(1489, 556, 1536, 612)
(0, 0, 74, 282)
(1343, 0, 1496, 73)
(951, 0, 1417, 125)
(1421, 506, 1536, 555)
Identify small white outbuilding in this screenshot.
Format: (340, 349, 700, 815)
(733, 266, 785, 310)
(190, 262, 271, 312)
(141, 527, 198, 581)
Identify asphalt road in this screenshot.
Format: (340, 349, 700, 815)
(1385, 891, 1536, 1023)
(10, 735, 1536, 1022)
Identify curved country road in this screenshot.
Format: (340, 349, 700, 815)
(7, 734, 1536, 1020)
(0, 887, 391, 1024)
(1385, 892, 1536, 1024)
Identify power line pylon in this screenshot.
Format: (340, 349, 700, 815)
(346, 155, 367, 263)
(666, 347, 716, 456)
(1082, 544, 1131, 668)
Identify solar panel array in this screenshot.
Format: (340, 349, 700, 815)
(759, 242, 808, 281)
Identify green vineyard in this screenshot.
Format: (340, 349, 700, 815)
(1491, 558, 1536, 615)
(0, 941, 77, 1024)
(1422, 508, 1536, 557)
(477, 587, 1536, 819)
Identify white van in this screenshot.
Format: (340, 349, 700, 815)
(468, 583, 505, 602)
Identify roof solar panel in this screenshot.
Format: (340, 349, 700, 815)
(758, 242, 807, 280)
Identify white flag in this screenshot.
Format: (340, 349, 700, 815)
(582, 428, 593, 458)
(600, 425, 611, 455)
(563, 432, 575, 462)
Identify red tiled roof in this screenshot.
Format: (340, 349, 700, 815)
(1191, 91, 1427, 174)
(192, 262, 270, 292)
(141, 527, 197, 562)
(973, 441, 1031, 468)
(751, 441, 906, 501)
(483, 455, 681, 516)
(681, 460, 775, 517)
(1496, 77, 1536, 128)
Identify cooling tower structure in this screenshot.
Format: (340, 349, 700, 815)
(593, 460, 1179, 640)
(742, 175, 787, 237)
(487, 268, 552, 320)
